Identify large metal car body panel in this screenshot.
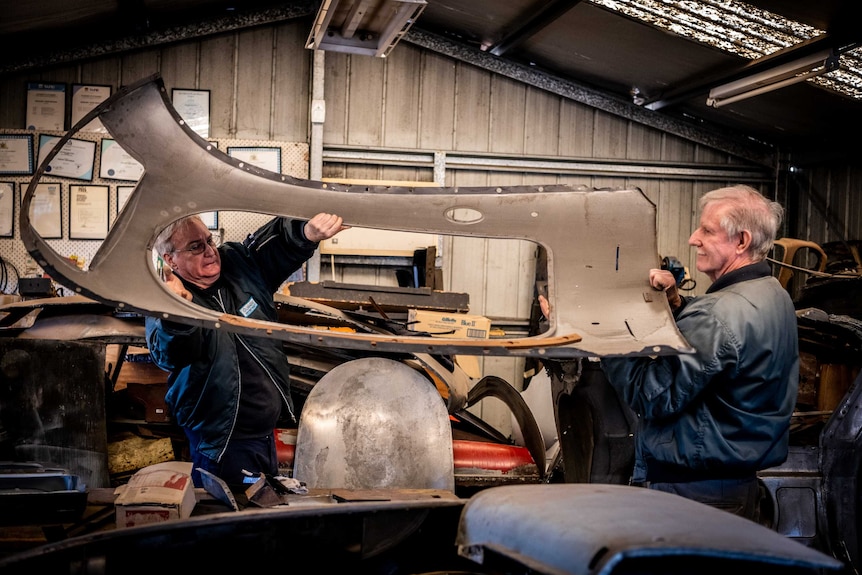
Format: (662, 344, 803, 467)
(21, 74, 692, 360)
(456, 484, 844, 575)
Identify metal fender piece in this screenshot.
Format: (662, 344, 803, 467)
(456, 484, 845, 575)
(21, 73, 693, 359)
(293, 357, 455, 491)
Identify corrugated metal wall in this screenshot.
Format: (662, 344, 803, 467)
(1, 18, 858, 435)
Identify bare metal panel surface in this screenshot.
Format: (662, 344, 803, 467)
(456, 484, 845, 575)
(293, 357, 455, 491)
(20, 74, 692, 360)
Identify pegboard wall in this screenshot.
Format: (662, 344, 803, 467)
(0, 128, 308, 295)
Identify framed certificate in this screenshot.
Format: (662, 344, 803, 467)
(37, 135, 96, 181)
(0, 134, 34, 175)
(117, 185, 135, 215)
(26, 82, 66, 131)
(0, 182, 14, 237)
(30, 183, 63, 239)
(200, 211, 218, 229)
(69, 184, 109, 240)
(227, 146, 281, 173)
(99, 139, 144, 181)
(172, 89, 210, 138)
(71, 84, 112, 133)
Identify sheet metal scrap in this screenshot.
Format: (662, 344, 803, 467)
(21, 73, 692, 360)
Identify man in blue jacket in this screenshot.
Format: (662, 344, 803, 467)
(602, 185, 798, 520)
(146, 213, 345, 491)
(540, 184, 798, 520)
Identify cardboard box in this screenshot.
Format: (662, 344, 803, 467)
(407, 309, 491, 339)
(114, 461, 195, 528)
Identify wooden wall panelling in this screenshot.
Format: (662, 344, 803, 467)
(322, 52, 349, 146)
(662, 132, 697, 163)
(418, 50, 456, 151)
(382, 45, 421, 149)
(626, 122, 663, 161)
(525, 87, 561, 157)
(592, 111, 628, 159)
(159, 43, 199, 94)
(347, 55, 385, 146)
(80, 57, 120, 93)
(558, 100, 595, 157)
(235, 28, 275, 140)
(273, 21, 312, 143)
(379, 165, 426, 182)
(120, 50, 159, 89)
(489, 75, 526, 155)
(657, 180, 695, 266)
(0, 72, 27, 128)
(454, 64, 491, 152)
(199, 34, 237, 138)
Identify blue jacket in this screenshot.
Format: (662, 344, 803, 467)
(601, 261, 799, 483)
(146, 217, 317, 463)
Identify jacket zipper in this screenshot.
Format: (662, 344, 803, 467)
(213, 289, 239, 462)
(217, 289, 296, 426)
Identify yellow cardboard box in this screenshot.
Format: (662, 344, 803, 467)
(407, 309, 491, 339)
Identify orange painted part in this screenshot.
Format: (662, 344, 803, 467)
(452, 439, 535, 471)
(276, 429, 535, 472)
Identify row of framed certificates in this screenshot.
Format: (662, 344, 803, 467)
(0, 133, 285, 181)
(26, 82, 211, 137)
(1, 181, 134, 240)
(0, 180, 219, 240)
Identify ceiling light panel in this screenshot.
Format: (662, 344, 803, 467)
(589, 0, 862, 99)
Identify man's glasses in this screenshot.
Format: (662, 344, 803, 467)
(173, 236, 217, 256)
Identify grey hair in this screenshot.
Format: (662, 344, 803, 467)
(699, 184, 783, 260)
(154, 215, 206, 257)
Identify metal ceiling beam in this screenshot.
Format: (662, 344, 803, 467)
(645, 34, 860, 112)
(488, 0, 584, 57)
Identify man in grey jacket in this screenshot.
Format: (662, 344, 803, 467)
(601, 184, 799, 520)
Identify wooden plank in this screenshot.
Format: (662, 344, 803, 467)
(559, 100, 595, 157)
(419, 50, 456, 150)
(81, 57, 120, 92)
(383, 44, 421, 148)
(347, 54, 384, 145)
(626, 122, 663, 161)
(120, 50, 159, 88)
(322, 51, 349, 146)
(284, 280, 470, 313)
(489, 75, 526, 155)
(525, 87, 560, 156)
(273, 21, 311, 142)
(0, 71, 27, 127)
(236, 27, 274, 139)
(454, 64, 490, 151)
(593, 110, 627, 158)
(159, 43, 199, 94)
(199, 34, 237, 138)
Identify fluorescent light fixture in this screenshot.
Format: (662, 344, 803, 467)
(707, 48, 839, 108)
(306, 0, 427, 58)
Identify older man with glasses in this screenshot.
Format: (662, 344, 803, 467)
(146, 212, 345, 493)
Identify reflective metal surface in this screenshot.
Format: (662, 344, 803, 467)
(293, 357, 455, 491)
(456, 483, 845, 574)
(21, 74, 693, 360)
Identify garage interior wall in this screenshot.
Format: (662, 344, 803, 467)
(0, 17, 859, 435)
